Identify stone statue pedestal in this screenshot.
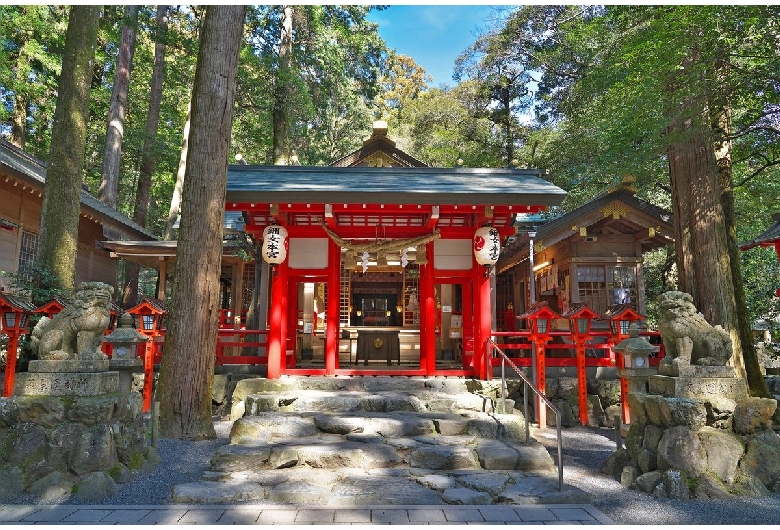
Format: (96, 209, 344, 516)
(15, 359, 119, 397)
(648, 369, 748, 401)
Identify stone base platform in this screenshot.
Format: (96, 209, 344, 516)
(648, 374, 747, 400)
(28, 359, 110, 373)
(14, 371, 119, 397)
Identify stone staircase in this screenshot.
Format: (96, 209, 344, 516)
(172, 376, 591, 506)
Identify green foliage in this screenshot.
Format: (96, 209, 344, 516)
(3, 261, 68, 307)
(489, 5, 780, 332)
(0, 5, 68, 154)
(235, 6, 387, 165)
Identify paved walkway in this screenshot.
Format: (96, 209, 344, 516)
(0, 503, 614, 525)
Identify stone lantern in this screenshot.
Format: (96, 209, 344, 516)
(104, 312, 148, 393)
(614, 322, 658, 423)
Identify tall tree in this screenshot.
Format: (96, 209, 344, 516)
(236, 5, 386, 165)
(495, 5, 780, 396)
(36, 5, 101, 292)
(124, 5, 169, 307)
(156, 5, 246, 440)
(98, 5, 139, 208)
(454, 29, 533, 166)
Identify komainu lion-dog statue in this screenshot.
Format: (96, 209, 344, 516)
(657, 290, 733, 370)
(30, 282, 114, 361)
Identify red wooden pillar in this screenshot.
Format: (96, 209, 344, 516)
(461, 280, 473, 370)
(325, 239, 340, 374)
(142, 343, 154, 412)
(421, 242, 436, 374)
(279, 261, 289, 376)
(286, 280, 297, 368)
(267, 262, 287, 379)
(473, 264, 492, 380)
(616, 347, 630, 424)
(2, 334, 21, 397)
(535, 337, 549, 427)
(575, 338, 588, 425)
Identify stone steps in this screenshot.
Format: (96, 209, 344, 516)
(173, 376, 591, 505)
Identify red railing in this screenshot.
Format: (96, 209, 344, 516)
(215, 329, 269, 365)
(489, 330, 665, 368)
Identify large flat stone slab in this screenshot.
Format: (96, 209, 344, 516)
(648, 375, 748, 400)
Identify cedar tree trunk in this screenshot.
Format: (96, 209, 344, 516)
(99, 5, 139, 208)
(36, 6, 101, 292)
(156, 5, 246, 440)
(124, 5, 169, 307)
(272, 5, 293, 165)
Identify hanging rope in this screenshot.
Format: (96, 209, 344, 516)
(319, 222, 441, 255)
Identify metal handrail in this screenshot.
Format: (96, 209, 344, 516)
(488, 339, 563, 492)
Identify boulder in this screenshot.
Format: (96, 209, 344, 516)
(738, 430, 780, 487)
(600, 448, 632, 479)
(634, 470, 663, 493)
(29, 470, 73, 501)
(67, 395, 118, 425)
(733, 398, 777, 435)
(620, 465, 640, 487)
(0, 398, 19, 427)
(698, 426, 743, 485)
(16, 396, 65, 428)
(0, 466, 25, 498)
(657, 425, 705, 478)
(70, 424, 117, 476)
(75, 471, 117, 500)
(657, 397, 706, 428)
(693, 474, 732, 499)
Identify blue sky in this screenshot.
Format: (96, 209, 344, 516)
(367, 5, 513, 87)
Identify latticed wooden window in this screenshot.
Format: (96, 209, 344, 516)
(17, 229, 38, 280)
(577, 265, 637, 315)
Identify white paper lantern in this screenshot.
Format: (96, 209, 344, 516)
(473, 226, 501, 266)
(262, 225, 288, 265)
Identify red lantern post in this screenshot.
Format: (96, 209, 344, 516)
(562, 303, 600, 425)
(1, 293, 35, 397)
(126, 298, 167, 412)
(516, 302, 561, 428)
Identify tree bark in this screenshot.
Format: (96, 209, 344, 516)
(124, 5, 169, 307)
(98, 5, 139, 208)
(11, 89, 26, 149)
(714, 109, 770, 397)
(667, 120, 768, 396)
(272, 5, 293, 165)
(36, 5, 101, 292)
(156, 5, 246, 440)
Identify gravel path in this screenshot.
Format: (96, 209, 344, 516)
(4, 418, 780, 525)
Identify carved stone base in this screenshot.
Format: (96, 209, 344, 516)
(648, 374, 748, 400)
(15, 371, 119, 397)
(28, 359, 110, 373)
(658, 359, 735, 378)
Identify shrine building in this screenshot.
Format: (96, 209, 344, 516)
(222, 122, 566, 378)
